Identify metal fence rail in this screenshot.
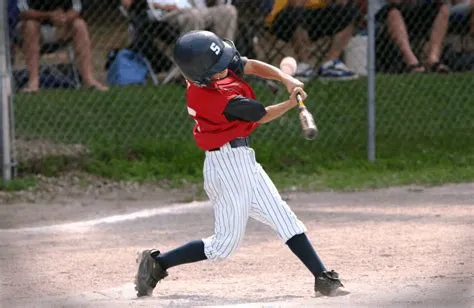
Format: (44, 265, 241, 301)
(1, 0, 14, 181)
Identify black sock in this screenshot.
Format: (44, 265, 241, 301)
(286, 233, 326, 278)
(155, 240, 207, 270)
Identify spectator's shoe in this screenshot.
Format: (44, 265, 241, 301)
(426, 62, 451, 74)
(314, 270, 350, 297)
(135, 249, 168, 297)
(318, 60, 358, 81)
(295, 62, 315, 81)
(405, 63, 425, 73)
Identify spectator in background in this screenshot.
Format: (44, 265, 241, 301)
(265, 0, 361, 80)
(121, 0, 180, 74)
(467, 0, 473, 35)
(17, 0, 108, 92)
(449, 0, 474, 36)
(123, 0, 238, 41)
(375, 0, 451, 73)
(231, 0, 275, 59)
(8, 0, 20, 64)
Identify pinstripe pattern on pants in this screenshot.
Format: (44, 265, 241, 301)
(202, 143, 307, 261)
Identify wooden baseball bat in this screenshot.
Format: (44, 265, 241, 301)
(296, 94, 318, 140)
(278, 57, 318, 140)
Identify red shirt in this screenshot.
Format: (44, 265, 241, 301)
(186, 71, 260, 151)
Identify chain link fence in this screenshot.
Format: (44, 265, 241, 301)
(4, 0, 474, 177)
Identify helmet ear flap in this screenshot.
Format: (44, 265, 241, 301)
(178, 69, 211, 87)
(202, 77, 212, 85)
(222, 39, 236, 49)
(189, 77, 212, 87)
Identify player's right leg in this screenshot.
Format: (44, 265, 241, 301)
(135, 147, 253, 296)
(135, 249, 169, 297)
(250, 163, 349, 297)
(135, 240, 208, 297)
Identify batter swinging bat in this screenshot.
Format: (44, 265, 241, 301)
(279, 57, 318, 140)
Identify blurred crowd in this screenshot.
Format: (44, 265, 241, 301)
(7, 0, 474, 92)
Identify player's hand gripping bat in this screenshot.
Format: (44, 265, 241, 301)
(296, 93, 318, 140)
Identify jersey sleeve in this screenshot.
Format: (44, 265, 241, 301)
(223, 96, 267, 122)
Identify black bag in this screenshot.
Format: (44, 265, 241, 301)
(13, 63, 80, 91)
(442, 44, 474, 72)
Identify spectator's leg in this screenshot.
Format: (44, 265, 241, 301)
(304, 3, 360, 79)
(21, 20, 41, 93)
(271, 7, 308, 72)
(291, 26, 313, 63)
(425, 4, 450, 67)
(471, 8, 474, 35)
(310, 2, 360, 62)
(162, 9, 205, 34)
(323, 22, 354, 63)
(303, 2, 360, 61)
(69, 18, 108, 91)
(233, 0, 264, 59)
(386, 8, 424, 72)
(202, 5, 238, 41)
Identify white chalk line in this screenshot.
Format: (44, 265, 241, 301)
(0, 200, 211, 234)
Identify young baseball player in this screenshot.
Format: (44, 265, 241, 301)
(135, 30, 349, 298)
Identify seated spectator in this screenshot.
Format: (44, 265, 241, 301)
(265, 0, 361, 80)
(375, 0, 451, 73)
(122, 0, 180, 74)
(17, 0, 108, 92)
(8, 0, 20, 64)
(449, 0, 473, 37)
(232, 0, 275, 59)
(123, 0, 238, 41)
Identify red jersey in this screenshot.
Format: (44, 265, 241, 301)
(186, 71, 260, 151)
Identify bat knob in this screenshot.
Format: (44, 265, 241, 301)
(304, 128, 318, 140)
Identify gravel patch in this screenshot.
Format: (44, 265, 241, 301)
(14, 138, 88, 163)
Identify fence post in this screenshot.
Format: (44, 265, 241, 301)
(367, 0, 376, 161)
(0, 0, 14, 181)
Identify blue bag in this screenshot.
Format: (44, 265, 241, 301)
(106, 49, 149, 86)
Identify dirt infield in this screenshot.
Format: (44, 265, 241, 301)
(0, 183, 473, 307)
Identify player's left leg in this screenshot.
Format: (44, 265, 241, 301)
(249, 162, 349, 297)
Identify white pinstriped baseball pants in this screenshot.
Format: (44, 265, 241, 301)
(202, 143, 307, 261)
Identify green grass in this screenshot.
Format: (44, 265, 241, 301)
(0, 177, 37, 192)
(13, 74, 474, 191)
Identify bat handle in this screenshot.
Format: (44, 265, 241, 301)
(296, 94, 305, 110)
(296, 93, 303, 102)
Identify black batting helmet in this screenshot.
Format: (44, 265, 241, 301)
(172, 30, 236, 86)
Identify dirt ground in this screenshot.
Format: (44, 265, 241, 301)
(0, 182, 472, 308)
